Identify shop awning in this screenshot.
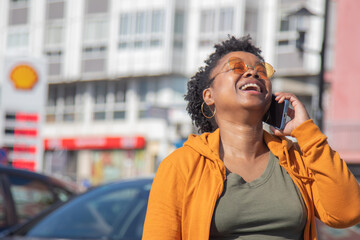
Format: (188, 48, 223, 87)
(44, 136, 145, 150)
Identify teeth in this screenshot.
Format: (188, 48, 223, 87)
(240, 83, 261, 92)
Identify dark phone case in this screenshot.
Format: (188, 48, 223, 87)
(263, 95, 289, 130)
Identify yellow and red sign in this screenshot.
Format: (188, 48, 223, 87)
(10, 64, 38, 90)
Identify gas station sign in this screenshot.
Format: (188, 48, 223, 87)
(0, 57, 47, 171)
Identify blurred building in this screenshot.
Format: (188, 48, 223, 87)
(325, 0, 360, 178)
(2, 0, 356, 185)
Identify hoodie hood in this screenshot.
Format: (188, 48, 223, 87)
(183, 128, 291, 162)
(183, 128, 313, 182)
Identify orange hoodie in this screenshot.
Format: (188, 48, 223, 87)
(142, 120, 360, 240)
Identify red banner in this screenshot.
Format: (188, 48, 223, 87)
(44, 136, 146, 150)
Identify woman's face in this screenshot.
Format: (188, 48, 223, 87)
(203, 51, 272, 122)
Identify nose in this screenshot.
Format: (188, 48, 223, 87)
(244, 68, 260, 79)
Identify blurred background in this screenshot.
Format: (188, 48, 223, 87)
(0, 0, 359, 189)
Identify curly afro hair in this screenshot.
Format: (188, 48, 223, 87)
(184, 35, 264, 133)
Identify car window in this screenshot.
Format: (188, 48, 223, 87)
(52, 187, 72, 202)
(26, 182, 151, 240)
(8, 175, 56, 223)
(0, 189, 6, 229)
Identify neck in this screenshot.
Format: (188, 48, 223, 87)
(218, 119, 268, 162)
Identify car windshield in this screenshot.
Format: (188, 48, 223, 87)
(25, 179, 152, 240)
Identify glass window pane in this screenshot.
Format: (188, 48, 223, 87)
(93, 112, 106, 120)
(9, 8, 28, 25)
(7, 32, 29, 48)
(135, 12, 146, 34)
(86, 0, 108, 14)
(47, 85, 58, 107)
(45, 25, 63, 45)
(64, 84, 76, 106)
(219, 8, 233, 32)
(26, 183, 150, 239)
(119, 13, 131, 36)
(151, 10, 164, 33)
(84, 19, 108, 41)
(115, 81, 127, 103)
(46, 1, 65, 20)
(0, 186, 6, 229)
(174, 11, 184, 34)
(8, 175, 55, 224)
(200, 10, 215, 33)
(94, 82, 107, 104)
(113, 111, 125, 119)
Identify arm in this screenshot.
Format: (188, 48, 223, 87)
(142, 158, 185, 240)
(292, 120, 360, 228)
(272, 92, 360, 228)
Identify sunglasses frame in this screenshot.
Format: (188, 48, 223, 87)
(210, 57, 275, 82)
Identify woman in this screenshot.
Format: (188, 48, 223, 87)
(142, 36, 360, 240)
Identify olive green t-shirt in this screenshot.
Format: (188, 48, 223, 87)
(209, 152, 307, 240)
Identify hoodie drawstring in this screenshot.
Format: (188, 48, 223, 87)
(283, 146, 314, 183)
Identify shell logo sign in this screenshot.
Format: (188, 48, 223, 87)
(10, 64, 38, 90)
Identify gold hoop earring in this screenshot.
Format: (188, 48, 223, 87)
(201, 102, 216, 119)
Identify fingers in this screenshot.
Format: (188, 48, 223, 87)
(271, 92, 311, 135)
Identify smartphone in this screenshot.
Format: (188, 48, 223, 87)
(263, 95, 290, 130)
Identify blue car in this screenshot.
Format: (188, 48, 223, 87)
(1, 176, 153, 240)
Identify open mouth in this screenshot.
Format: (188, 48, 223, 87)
(239, 83, 262, 93)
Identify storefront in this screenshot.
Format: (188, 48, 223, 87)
(43, 136, 146, 187)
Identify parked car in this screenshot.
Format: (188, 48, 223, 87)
(0, 166, 79, 232)
(1, 176, 153, 240)
(316, 219, 360, 240)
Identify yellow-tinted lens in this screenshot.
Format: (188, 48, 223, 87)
(264, 62, 275, 79)
(228, 57, 247, 74)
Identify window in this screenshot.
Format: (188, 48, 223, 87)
(47, 85, 58, 107)
(115, 81, 127, 103)
(7, 31, 29, 48)
(135, 12, 146, 34)
(83, 19, 108, 42)
(45, 25, 64, 45)
(280, 17, 290, 32)
(94, 82, 107, 104)
(112, 81, 127, 120)
(0, 187, 6, 229)
(200, 10, 215, 33)
(174, 11, 184, 34)
(45, 51, 63, 77)
(93, 82, 107, 121)
(46, 84, 84, 123)
(119, 13, 131, 36)
(118, 9, 165, 50)
(244, 8, 258, 41)
(8, 175, 55, 224)
(219, 8, 233, 32)
(8, 0, 29, 26)
(151, 10, 164, 33)
(46, 0, 65, 20)
(82, 46, 107, 73)
(85, 0, 108, 14)
(199, 8, 234, 47)
(174, 10, 185, 49)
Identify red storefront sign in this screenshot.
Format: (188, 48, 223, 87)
(44, 136, 146, 150)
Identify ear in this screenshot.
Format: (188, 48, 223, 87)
(203, 88, 215, 106)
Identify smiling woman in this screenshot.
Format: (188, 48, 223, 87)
(142, 35, 360, 240)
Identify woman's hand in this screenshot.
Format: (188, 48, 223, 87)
(270, 92, 310, 136)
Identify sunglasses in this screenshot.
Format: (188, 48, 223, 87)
(211, 57, 275, 81)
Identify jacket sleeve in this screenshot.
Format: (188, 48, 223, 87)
(142, 156, 185, 239)
(291, 119, 360, 228)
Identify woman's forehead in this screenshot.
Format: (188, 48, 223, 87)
(219, 51, 261, 66)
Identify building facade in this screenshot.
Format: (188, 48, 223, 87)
(1, 0, 338, 186)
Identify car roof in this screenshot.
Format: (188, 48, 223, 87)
(0, 165, 79, 193)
